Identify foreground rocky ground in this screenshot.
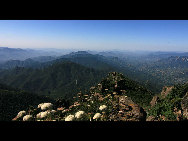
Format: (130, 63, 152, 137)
(12, 72, 188, 121)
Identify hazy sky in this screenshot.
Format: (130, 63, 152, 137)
(0, 20, 188, 51)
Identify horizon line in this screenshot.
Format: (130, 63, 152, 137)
(0, 46, 188, 53)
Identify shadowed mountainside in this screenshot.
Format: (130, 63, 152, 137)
(0, 83, 54, 121)
(0, 61, 108, 99)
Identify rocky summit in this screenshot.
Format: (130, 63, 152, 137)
(12, 72, 148, 121)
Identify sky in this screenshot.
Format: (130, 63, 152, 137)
(0, 20, 188, 51)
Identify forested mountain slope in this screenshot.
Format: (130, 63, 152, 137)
(0, 61, 107, 99)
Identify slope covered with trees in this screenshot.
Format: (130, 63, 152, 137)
(148, 83, 188, 121)
(0, 61, 107, 99)
(0, 83, 54, 121)
(0, 51, 166, 94)
(57, 51, 164, 94)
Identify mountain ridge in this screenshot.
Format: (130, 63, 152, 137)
(0, 61, 108, 99)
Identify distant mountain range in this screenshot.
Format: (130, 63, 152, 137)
(0, 50, 159, 100)
(0, 47, 68, 63)
(1, 48, 188, 95)
(137, 55, 188, 86)
(2, 50, 186, 94)
(0, 47, 43, 63)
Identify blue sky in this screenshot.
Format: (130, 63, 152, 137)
(0, 20, 188, 51)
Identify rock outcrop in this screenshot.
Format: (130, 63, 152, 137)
(181, 92, 188, 119)
(146, 116, 156, 121)
(150, 95, 159, 107)
(160, 86, 174, 98)
(109, 95, 147, 121)
(150, 86, 173, 107)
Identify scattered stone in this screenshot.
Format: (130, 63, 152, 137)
(161, 86, 174, 98)
(57, 107, 65, 111)
(146, 116, 155, 121)
(150, 95, 159, 107)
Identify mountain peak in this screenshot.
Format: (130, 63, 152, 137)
(75, 51, 90, 54)
(69, 51, 90, 55)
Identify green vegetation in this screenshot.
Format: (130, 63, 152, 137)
(60, 52, 164, 94)
(0, 61, 107, 99)
(148, 83, 188, 120)
(0, 83, 54, 121)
